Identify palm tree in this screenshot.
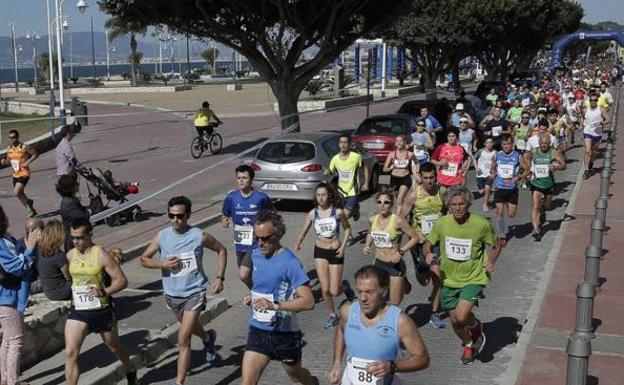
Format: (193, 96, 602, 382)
(105, 17, 147, 86)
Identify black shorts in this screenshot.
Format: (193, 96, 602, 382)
(390, 174, 412, 190)
(68, 306, 117, 334)
(373, 258, 406, 277)
(494, 188, 519, 205)
(314, 245, 343, 265)
(195, 125, 214, 137)
(476, 177, 493, 190)
(236, 250, 253, 268)
(12, 176, 29, 187)
(530, 184, 554, 196)
(245, 326, 303, 366)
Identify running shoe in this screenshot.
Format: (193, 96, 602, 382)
(461, 344, 475, 365)
(352, 204, 361, 222)
(323, 314, 339, 329)
(126, 371, 140, 385)
(429, 313, 445, 329)
(341, 279, 356, 301)
(532, 229, 542, 242)
(203, 329, 217, 363)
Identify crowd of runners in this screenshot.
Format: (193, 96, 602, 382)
(0, 58, 620, 385)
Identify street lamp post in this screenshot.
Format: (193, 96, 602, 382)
(45, 0, 56, 135)
(54, 0, 67, 128)
(26, 31, 40, 88)
(10, 23, 19, 92)
(90, 16, 96, 83)
(105, 28, 111, 80)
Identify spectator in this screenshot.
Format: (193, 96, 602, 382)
(37, 220, 72, 301)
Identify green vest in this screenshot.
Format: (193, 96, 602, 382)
(531, 148, 554, 189)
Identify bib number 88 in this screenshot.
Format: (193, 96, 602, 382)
(358, 372, 374, 383)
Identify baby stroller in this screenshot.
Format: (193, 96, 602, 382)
(77, 167, 142, 226)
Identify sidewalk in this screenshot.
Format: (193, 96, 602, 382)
(516, 94, 624, 385)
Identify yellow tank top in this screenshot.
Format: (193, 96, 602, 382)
(68, 245, 110, 308)
(370, 214, 402, 248)
(7, 143, 29, 178)
(412, 185, 444, 235)
(194, 107, 215, 127)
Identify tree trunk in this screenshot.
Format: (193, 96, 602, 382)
(451, 57, 461, 91)
(130, 34, 138, 86)
(423, 68, 437, 100)
(273, 78, 301, 132)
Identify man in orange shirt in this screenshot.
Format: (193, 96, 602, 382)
(1, 129, 39, 217)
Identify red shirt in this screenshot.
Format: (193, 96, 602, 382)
(431, 143, 468, 186)
(574, 89, 585, 100)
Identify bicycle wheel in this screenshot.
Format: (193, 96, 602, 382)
(209, 133, 223, 155)
(190, 136, 204, 159)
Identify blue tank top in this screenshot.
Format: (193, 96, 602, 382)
(458, 129, 474, 153)
(158, 226, 208, 297)
(344, 302, 401, 361)
(410, 132, 429, 161)
(495, 150, 521, 189)
(313, 207, 340, 238)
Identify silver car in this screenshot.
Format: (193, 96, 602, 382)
(251, 132, 379, 201)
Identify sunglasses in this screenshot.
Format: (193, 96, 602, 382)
(590, 99, 598, 102)
(255, 233, 276, 242)
(460, 121, 468, 124)
(168, 213, 186, 220)
(377, 200, 392, 205)
(416, 124, 425, 127)
(71, 235, 88, 241)
(522, 116, 530, 119)
(8, 136, 17, 139)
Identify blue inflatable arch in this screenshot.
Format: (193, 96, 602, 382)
(550, 30, 624, 69)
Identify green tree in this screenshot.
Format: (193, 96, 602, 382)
(37, 52, 63, 82)
(99, 0, 409, 130)
(105, 16, 148, 86)
(200, 48, 220, 73)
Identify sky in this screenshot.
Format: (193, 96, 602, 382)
(0, 0, 622, 37)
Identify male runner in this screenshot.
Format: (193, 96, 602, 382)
(326, 134, 370, 221)
(327, 265, 429, 385)
(1, 129, 38, 216)
(424, 186, 503, 364)
(581, 93, 610, 179)
(222, 164, 273, 288)
(241, 210, 315, 385)
(139, 196, 227, 385)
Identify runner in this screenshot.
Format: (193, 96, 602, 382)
(399, 162, 445, 328)
(326, 134, 370, 221)
(491, 134, 527, 242)
(241, 210, 315, 385)
(294, 182, 352, 329)
(363, 189, 418, 306)
(514, 112, 532, 154)
(484, 106, 510, 149)
(430, 128, 470, 195)
(473, 137, 497, 212)
(139, 196, 227, 385)
(64, 218, 139, 385)
(423, 186, 503, 364)
(327, 265, 430, 385)
(383, 135, 417, 211)
(222, 164, 273, 288)
(457, 117, 477, 156)
(581, 93, 610, 179)
(408, 119, 435, 177)
(1, 129, 38, 217)
(526, 134, 566, 241)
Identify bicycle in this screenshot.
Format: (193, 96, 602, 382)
(190, 122, 223, 158)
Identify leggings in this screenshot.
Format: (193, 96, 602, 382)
(0, 306, 23, 385)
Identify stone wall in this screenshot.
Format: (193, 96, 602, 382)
(273, 95, 373, 113)
(70, 85, 192, 94)
(0, 101, 63, 115)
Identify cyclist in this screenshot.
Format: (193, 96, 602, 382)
(2, 129, 39, 217)
(194, 101, 223, 139)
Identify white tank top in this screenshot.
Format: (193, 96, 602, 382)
(583, 107, 603, 136)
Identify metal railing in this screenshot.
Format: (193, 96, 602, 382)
(566, 85, 620, 385)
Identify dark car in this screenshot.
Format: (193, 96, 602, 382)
(398, 98, 454, 128)
(351, 114, 416, 163)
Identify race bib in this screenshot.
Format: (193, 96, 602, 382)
(234, 224, 253, 246)
(421, 213, 441, 235)
(497, 164, 515, 179)
(338, 169, 354, 183)
(413, 148, 428, 160)
(477, 159, 492, 176)
(251, 291, 275, 323)
(441, 162, 458, 177)
(346, 357, 382, 385)
(445, 237, 472, 261)
(72, 286, 102, 311)
(10, 159, 20, 172)
(516, 139, 527, 150)
(169, 251, 198, 277)
(371, 231, 392, 249)
(492, 126, 503, 137)
(533, 164, 550, 178)
(315, 217, 337, 238)
(393, 159, 409, 168)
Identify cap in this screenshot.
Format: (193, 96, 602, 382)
(455, 103, 464, 110)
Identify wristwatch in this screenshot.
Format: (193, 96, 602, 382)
(390, 360, 398, 374)
(215, 275, 225, 281)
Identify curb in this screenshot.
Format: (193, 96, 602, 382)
(81, 297, 229, 385)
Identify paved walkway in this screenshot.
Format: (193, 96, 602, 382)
(515, 93, 624, 385)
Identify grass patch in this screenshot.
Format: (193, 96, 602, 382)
(0, 112, 60, 145)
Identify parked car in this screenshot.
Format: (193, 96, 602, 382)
(251, 132, 379, 202)
(351, 114, 417, 164)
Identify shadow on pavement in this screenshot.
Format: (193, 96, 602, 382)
(479, 316, 522, 363)
(219, 138, 267, 157)
(114, 290, 162, 319)
(404, 302, 434, 328)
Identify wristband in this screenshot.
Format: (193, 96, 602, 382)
(390, 360, 398, 374)
(215, 275, 225, 281)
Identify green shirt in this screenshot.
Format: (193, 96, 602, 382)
(531, 148, 554, 189)
(507, 107, 523, 123)
(328, 151, 362, 197)
(427, 213, 497, 288)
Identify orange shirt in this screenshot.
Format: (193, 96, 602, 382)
(7, 143, 29, 178)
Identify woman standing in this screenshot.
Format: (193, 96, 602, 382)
(56, 174, 90, 252)
(384, 135, 418, 211)
(37, 219, 72, 301)
(295, 183, 351, 328)
(363, 190, 419, 305)
(0, 205, 40, 385)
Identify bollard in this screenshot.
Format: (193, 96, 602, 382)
(599, 168, 611, 199)
(604, 152, 613, 170)
(606, 141, 615, 157)
(583, 244, 602, 287)
(594, 197, 608, 227)
(573, 283, 597, 339)
(566, 332, 592, 385)
(589, 218, 605, 252)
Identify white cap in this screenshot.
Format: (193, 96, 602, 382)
(456, 103, 464, 110)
